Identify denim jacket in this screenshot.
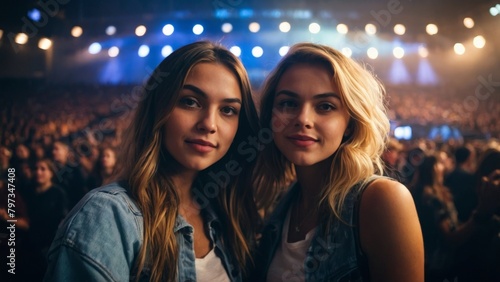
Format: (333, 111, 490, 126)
(44, 182, 242, 282)
(255, 177, 383, 282)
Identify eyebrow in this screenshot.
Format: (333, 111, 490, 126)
(183, 84, 242, 104)
(275, 90, 341, 100)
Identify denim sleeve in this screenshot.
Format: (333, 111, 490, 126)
(44, 187, 143, 282)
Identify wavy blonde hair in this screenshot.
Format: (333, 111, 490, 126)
(255, 42, 389, 220)
(116, 41, 260, 281)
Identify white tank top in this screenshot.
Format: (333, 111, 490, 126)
(195, 248, 231, 282)
(267, 208, 317, 282)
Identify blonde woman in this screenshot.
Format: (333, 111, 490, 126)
(45, 41, 261, 281)
(254, 43, 424, 281)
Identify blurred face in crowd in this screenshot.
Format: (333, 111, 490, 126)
(438, 151, 454, 175)
(52, 142, 69, 164)
(271, 63, 350, 168)
(15, 144, 30, 160)
(35, 161, 53, 186)
(101, 148, 116, 169)
(383, 146, 400, 167)
(163, 62, 242, 172)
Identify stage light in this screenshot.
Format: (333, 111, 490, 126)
(341, 47, 352, 58)
(71, 26, 83, 37)
(279, 22, 291, 33)
(365, 24, 377, 35)
(193, 24, 204, 35)
(490, 7, 499, 16)
(138, 45, 150, 57)
(88, 42, 102, 54)
(222, 23, 232, 33)
(418, 46, 429, 58)
(108, 46, 120, 57)
(394, 24, 406, 35)
(426, 24, 438, 35)
(337, 24, 348, 34)
(473, 35, 485, 48)
(106, 26, 116, 36)
(28, 8, 41, 22)
(252, 46, 263, 58)
(162, 24, 174, 36)
(367, 47, 378, 59)
(15, 33, 28, 45)
(279, 46, 289, 56)
(249, 22, 260, 33)
(393, 47, 404, 59)
(463, 17, 474, 28)
(309, 23, 321, 34)
(38, 38, 52, 50)
(230, 46, 241, 57)
(0, 29, 4, 40)
(162, 45, 173, 57)
(135, 25, 147, 37)
(454, 43, 465, 55)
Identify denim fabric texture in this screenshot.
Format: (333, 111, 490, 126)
(44, 182, 241, 282)
(255, 177, 384, 282)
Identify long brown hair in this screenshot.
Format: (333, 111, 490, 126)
(116, 41, 260, 281)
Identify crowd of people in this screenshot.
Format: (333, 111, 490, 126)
(0, 42, 499, 281)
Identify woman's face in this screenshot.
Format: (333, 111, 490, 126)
(101, 148, 116, 169)
(163, 62, 242, 172)
(271, 63, 351, 168)
(35, 161, 53, 186)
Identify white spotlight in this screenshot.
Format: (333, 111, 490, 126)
(394, 24, 406, 35)
(426, 24, 438, 35)
(490, 7, 499, 16)
(337, 24, 348, 34)
(88, 42, 102, 54)
(106, 26, 116, 36)
(249, 22, 260, 33)
(365, 24, 377, 35)
(162, 45, 173, 57)
(38, 38, 52, 50)
(309, 23, 321, 34)
(138, 45, 150, 57)
(463, 17, 474, 28)
(367, 47, 378, 59)
(193, 24, 204, 35)
(135, 25, 147, 37)
(222, 23, 233, 33)
(162, 24, 174, 36)
(279, 22, 291, 33)
(454, 43, 465, 55)
(71, 26, 83, 38)
(341, 47, 352, 58)
(15, 33, 28, 44)
(230, 46, 241, 57)
(279, 46, 289, 57)
(473, 35, 486, 48)
(252, 46, 263, 58)
(418, 46, 429, 58)
(108, 46, 120, 57)
(393, 47, 404, 59)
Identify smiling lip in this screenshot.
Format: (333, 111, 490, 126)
(185, 139, 216, 153)
(287, 134, 318, 147)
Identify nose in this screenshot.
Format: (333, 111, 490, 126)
(196, 109, 217, 134)
(294, 105, 313, 129)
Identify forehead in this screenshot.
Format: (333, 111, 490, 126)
(275, 63, 339, 96)
(183, 62, 242, 99)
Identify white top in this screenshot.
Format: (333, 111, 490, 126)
(267, 208, 317, 282)
(195, 248, 231, 282)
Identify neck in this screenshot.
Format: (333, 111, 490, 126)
(295, 161, 330, 207)
(170, 170, 200, 218)
(36, 182, 52, 193)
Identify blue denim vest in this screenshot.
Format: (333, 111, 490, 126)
(256, 178, 381, 282)
(44, 182, 242, 281)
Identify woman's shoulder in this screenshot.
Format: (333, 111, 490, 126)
(53, 181, 143, 247)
